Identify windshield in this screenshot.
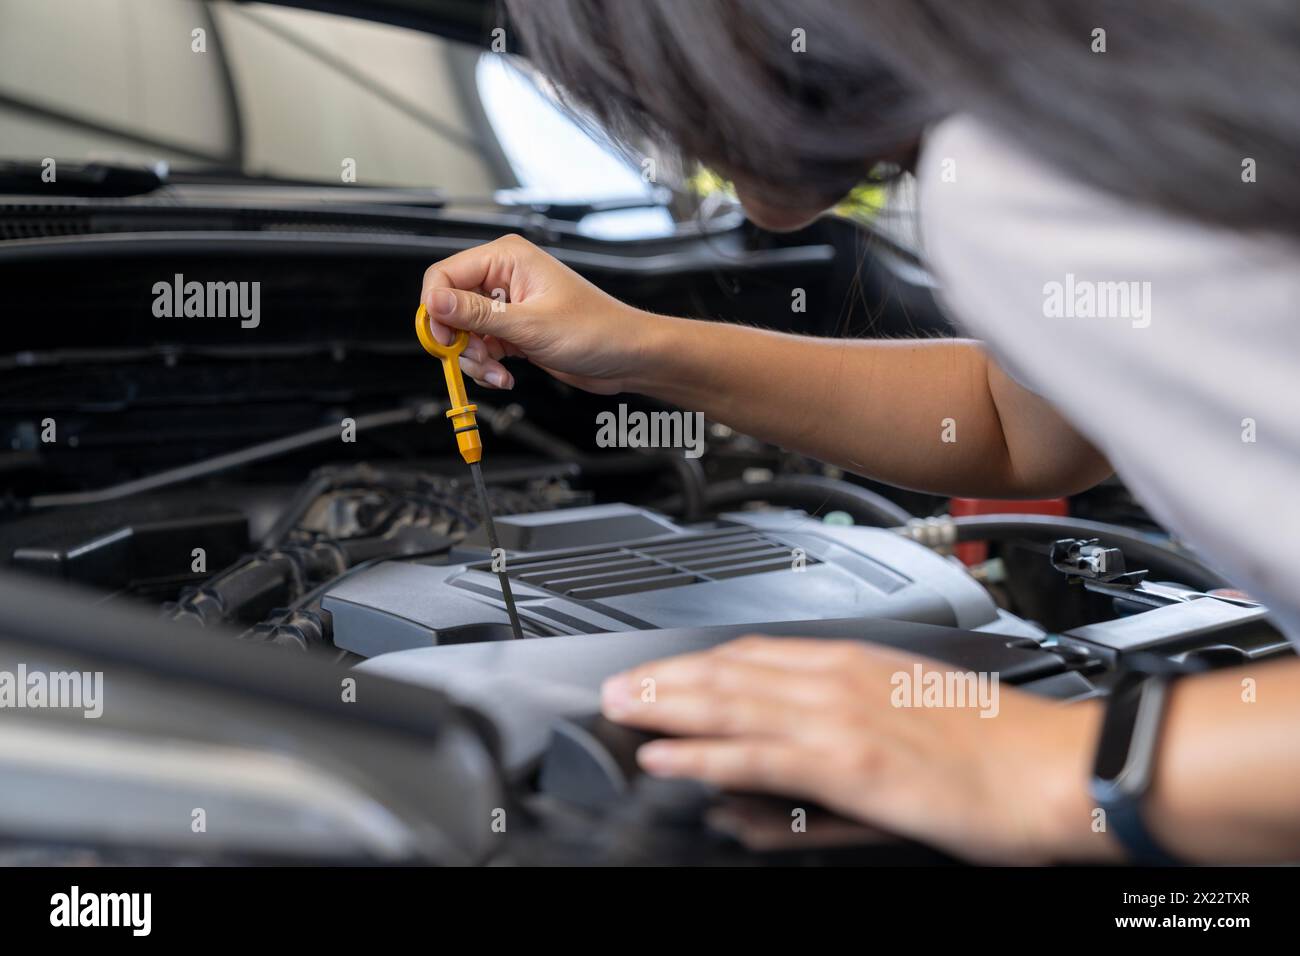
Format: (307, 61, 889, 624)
(0, 0, 699, 237)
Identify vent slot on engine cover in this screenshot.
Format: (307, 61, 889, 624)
(473, 528, 818, 601)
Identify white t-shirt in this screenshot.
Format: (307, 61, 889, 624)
(917, 115, 1300, 644)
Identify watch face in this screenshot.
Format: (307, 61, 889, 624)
(1093, 678, 1145, 783)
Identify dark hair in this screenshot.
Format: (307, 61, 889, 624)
(505, 0, 1300, 237)
(504, 0, 934, 210)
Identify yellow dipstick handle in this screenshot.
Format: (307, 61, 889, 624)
(415, 303, 482, 464)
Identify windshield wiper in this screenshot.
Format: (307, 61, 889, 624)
(0, 160, 168, 198)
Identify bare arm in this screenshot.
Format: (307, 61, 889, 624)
(1142, 657, 1300, 861)
(599, 639, 1300, 864)
(422, 235, 1111, 500)
(632, 317, 1111, 497)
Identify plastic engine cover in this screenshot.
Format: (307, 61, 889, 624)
(324, 504, 1001, 657)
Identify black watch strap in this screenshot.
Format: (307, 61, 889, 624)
(1106, 794, 1184, 866)
(1090, 671, 1185, 866)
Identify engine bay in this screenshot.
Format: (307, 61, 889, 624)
(0, 237, 1291, 866)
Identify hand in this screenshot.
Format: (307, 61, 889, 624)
(421, 234, 665, 395)
(600, 636, 1119, 864)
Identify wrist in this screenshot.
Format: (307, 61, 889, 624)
(623, 310, 694, 397)
(1030, 699, 1127, 863)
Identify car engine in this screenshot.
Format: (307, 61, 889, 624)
(0, 224, 1290, 865)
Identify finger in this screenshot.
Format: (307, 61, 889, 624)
(426, 314, 455, 347)
(420, 234, 524, 302)
(480, 334, 507, 362)
(636, 738, 828, 796)
(713, 635, 911, 673)
(426, 287, 514, 339)
(457, 355, 491, 388)
(463, 333, 489, 363)
(604, 653, 834, 710)
(601, 680, 814, 738)
(458, 355, 514, 389)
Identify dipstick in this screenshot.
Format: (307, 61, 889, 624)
(415, 303, 524, 639)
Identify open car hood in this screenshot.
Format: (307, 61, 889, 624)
(254, 0, 511, 46)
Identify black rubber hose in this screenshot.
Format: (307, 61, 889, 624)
(949, 514, 1227, 591)
(667, 474, 913, 528)
(169, 553, 301, 627)
(656, 453, 708, 521)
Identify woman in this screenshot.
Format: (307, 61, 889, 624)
(419, 1, 1300, 863)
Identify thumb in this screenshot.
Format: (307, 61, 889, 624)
(427, 288, 514, 340)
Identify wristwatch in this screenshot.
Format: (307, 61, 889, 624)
(1089, 669, 1184, 865)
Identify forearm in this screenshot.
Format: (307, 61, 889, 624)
(1048, 657, 1300, 864)
(1148, 658, 1300, 862)
(631, 314, 1106, 497)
